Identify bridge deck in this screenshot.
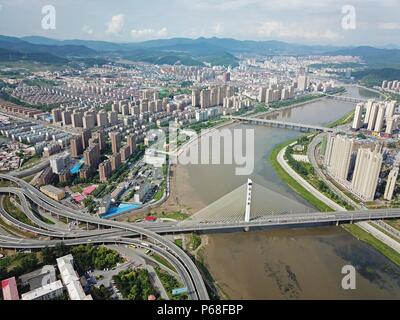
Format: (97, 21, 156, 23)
(227, 116, 336, 133)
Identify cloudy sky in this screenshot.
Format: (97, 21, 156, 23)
(0, 0, 399, 46)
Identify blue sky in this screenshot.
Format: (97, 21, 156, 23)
(0, 0, 399, 46)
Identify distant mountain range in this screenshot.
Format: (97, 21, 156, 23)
(0, 35, 399, 68)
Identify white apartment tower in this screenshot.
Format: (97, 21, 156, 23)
(298, 75, 308, 91)
(364, 100, 375, 125)
(384, 167, 399, 201)
(324, 133, 335, 167)
(192, 89, 201, 108)
(258, 87, 267, 103)
(367, 102, 379, 131)
(266, 88, 274, 104)
(351, 147, 383, 202)
(326, 135, 354, 181)
(386, 116, 399, 134)
(374, 105, 386, 132)
(385, 100, 396, 118)
(352, 103, 364, 130)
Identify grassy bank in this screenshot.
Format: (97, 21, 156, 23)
(269, 111, 400, 266)
(2, 196, 33, 226)
(271, 141, 400, 266)
(151, 253, 176, 272)
(327, 110, 355, 128)
(269, 141, 333, 212)
(343, 224, 400, 266)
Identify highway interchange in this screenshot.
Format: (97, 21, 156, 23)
(0, 168, 209, 300)
(2, 124, 400, 300)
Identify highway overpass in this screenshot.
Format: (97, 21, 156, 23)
(0, 174, 209, 300)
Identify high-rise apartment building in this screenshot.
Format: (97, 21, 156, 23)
(385, 100, 396, 118)
(99, 160, 112, 182)
(200, 89, 211, 109)
(352, 103, 364, 130)
(83, 114, 95, 129)
(298, 75, 308, 91)
(386, 116, 399, 134)
(97, 130, 106, 151)
(110, 153, 121, 171)
(351, 147, 383, 201)
(62, 111, 72, 126)
(83, 143, 100, 169)
(71, 112, 83, 128)
(367, 103, 379, 131)
(110, 132, 121, 154)
(70, 136, 83, 158)
(374, 105, 386, 132)
(120, 145, 131, 162)
(127, 134, 136, 154)
(52, 108, 62, 122)
(258, 87, 267, 103)
(363, 100, 374, 125)
(266, 88, 274, 104)
(81, 129, 92, 149)
(384, 167, 399, 201)
(325, 134, 354, 181)
(97, 111, 109, 127)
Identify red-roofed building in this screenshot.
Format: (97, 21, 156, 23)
(144, 216, 157, 222)
(72, 194, 86, 203)
(1, 277, 19, 300)
(83, 185, 97, 196)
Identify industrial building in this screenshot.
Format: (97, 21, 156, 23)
(40, 185, 66, 201)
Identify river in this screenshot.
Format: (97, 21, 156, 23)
(174, 85, 400, 299)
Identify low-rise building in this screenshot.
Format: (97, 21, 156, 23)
(1, 277, 19, 300)
(56, 254, 92, 301)
(21, 280, 64, 301)
(40, 185, 66, 201)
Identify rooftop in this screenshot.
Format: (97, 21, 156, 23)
(21, 280, 63, 300)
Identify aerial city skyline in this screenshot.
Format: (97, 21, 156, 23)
(0, 0, 400, 306)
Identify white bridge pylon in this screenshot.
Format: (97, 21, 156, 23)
(245, 179, 253, 222)
(179, 180, 310, 226)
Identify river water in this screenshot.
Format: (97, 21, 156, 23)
(175, 86, 400, 299)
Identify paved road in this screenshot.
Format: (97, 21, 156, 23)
(277, 144, 345, 211)
(358, 221, 400, 252)
(0, 173, 209, 300)
(307, 133, 361, 210)
(285, 136, 400, 254)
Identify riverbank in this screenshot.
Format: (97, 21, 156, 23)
(269, 141, 333, 212)
(270, 116, 400, 266)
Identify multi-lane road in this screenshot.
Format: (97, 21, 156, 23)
(0, 173, 209, 300)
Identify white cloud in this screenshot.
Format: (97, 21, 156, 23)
(379, 22, 400, 30)
(130, 27, 168, 39)
(106, 14, 124, 35)
(256, 21, 340, 41)
(82, 25, 94, 35)
(157, 27, 168, 37)
(213, 23, 224, 34)
(192, 0, 338, 11)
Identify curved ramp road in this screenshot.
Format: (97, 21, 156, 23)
(0, 174, 209, 300)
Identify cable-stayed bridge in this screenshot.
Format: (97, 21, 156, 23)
(146, 180, 400, 233)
